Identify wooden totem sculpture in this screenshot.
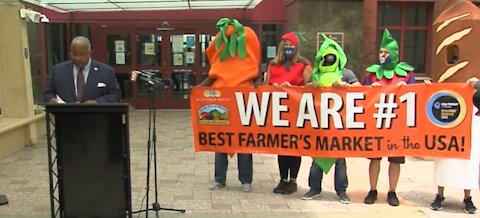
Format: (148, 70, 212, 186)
(432, 0, 480, 82)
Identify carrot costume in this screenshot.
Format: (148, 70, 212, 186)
(206, 18, 260, 191)
(207, 18, 260, 88)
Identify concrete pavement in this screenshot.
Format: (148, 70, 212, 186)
(0, 110, 478, 217)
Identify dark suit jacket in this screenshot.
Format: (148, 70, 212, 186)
(474, 82, 480, 114)
(43, 59, 121, 103)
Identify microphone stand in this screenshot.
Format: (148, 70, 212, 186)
(132, 81, 185, 217)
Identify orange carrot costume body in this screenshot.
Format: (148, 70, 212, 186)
(206, 18, 258, 190)
(207, 19, 260, 88)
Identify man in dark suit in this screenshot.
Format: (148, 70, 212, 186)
(44, 36, 121, 103)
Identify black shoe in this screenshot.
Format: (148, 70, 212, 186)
(430, 194, 445, 211)
(282, 181, 297, 194)
(464, 196, 477, 214)
(387, 191, 400, 206)
(302, 189, 321, 200)
(337, 191, 351, 204)
(273, 180, 289, 194)
(364, 190, 377, 204)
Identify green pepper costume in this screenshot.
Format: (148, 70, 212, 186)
(365, 29, 414, 80)
(311, 34, 348, 174)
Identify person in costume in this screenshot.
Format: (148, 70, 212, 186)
(427, 76, 479, 214)
(197, 18, 261, 192)
(363, 29, 415, 207)
(264, 32, 313, 194)
(302, 34, 360, 203)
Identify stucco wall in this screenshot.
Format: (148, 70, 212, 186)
(0, 1, 45, 158)
(286, 0, 364, 77)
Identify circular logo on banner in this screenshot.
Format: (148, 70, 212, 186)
(198, 104, 230, 125)
(426, 90, 467, 128)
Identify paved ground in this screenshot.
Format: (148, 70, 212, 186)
(0, 110, 478, 217)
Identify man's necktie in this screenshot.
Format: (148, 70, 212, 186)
(77, 68, 84, 99)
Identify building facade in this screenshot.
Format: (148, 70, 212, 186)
(286, 0, 480, 82)
(32, 0, 285, 109)
(19, 0, 480, 109)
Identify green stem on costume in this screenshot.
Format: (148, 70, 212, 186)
(215, 18, 247, 61)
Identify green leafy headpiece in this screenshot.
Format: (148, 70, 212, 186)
(214, 18, 247, 62)
(312, 34, 347, 86)
(366, 29, 414, 79)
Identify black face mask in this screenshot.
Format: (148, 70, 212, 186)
(283, 47, 296, 59)
(322, 54, 337, 66)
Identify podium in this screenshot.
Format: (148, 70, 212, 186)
(46, 104, 132, 218)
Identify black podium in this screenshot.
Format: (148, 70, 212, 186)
(46, 104, 132, 218)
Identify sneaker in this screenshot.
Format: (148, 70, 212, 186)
(241, 183, 252, 192)
(387, 191, 400, 206)
(337, 191, 351, 204)
(464, 196, 477, 214)
(209, 182, 225, 190)
(364, 190, 377, 204)
(273, 180, 289, 194)
(282, 181, 297, 194)
(302, 189, 321, 200)
(430, 194, 445, 211)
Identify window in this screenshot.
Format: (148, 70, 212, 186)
(107, 34, 131, 66)
(261, 24, 282, 71)
(170, 34, 196, 66)
(377, 3, 433, 76)
(136, 34, 161, 67)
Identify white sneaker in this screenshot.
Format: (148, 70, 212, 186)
(241, 184, 252, 192)
(209, 182, 225, 190)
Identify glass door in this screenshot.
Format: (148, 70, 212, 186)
(198, 33, 214, 85)
(166, 32, 197, 109)
(103, 30, 134, 104)
(100, 28, 217, 109)
(135, 31, 168, 109)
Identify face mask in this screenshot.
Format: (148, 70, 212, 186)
(283, 47, 296, 59)
(379, 50, 391, 65)
(319, 53, 339, 74)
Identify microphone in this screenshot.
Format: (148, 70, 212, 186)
(131, 71, 155, 82)
(130, 70, 171, 90)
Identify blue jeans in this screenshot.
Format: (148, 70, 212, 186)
(214, 153, 253, 185)
(308, 158, 348, 193)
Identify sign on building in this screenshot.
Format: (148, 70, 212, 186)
(317, 32, 344, 50)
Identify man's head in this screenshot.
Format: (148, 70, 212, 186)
(379, 48, 391, 64)
(70, 36, 92, 69)
(378, 29, 399, 69)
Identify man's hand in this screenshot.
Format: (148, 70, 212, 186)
(465, 77, 479, 87)
(371, 82, 382, 87)
(396, 81, 407, 87)
(130, 71, 140, 81)
(305, 82, 319, 89)
(49, 98, 58, 104)
(84, 100, 97, 104)
(424, 80, 432, 85)
(332, 80, 349, 88)
(280, 82, 292, 87)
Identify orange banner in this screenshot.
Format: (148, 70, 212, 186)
(190, 84, 474, 159)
